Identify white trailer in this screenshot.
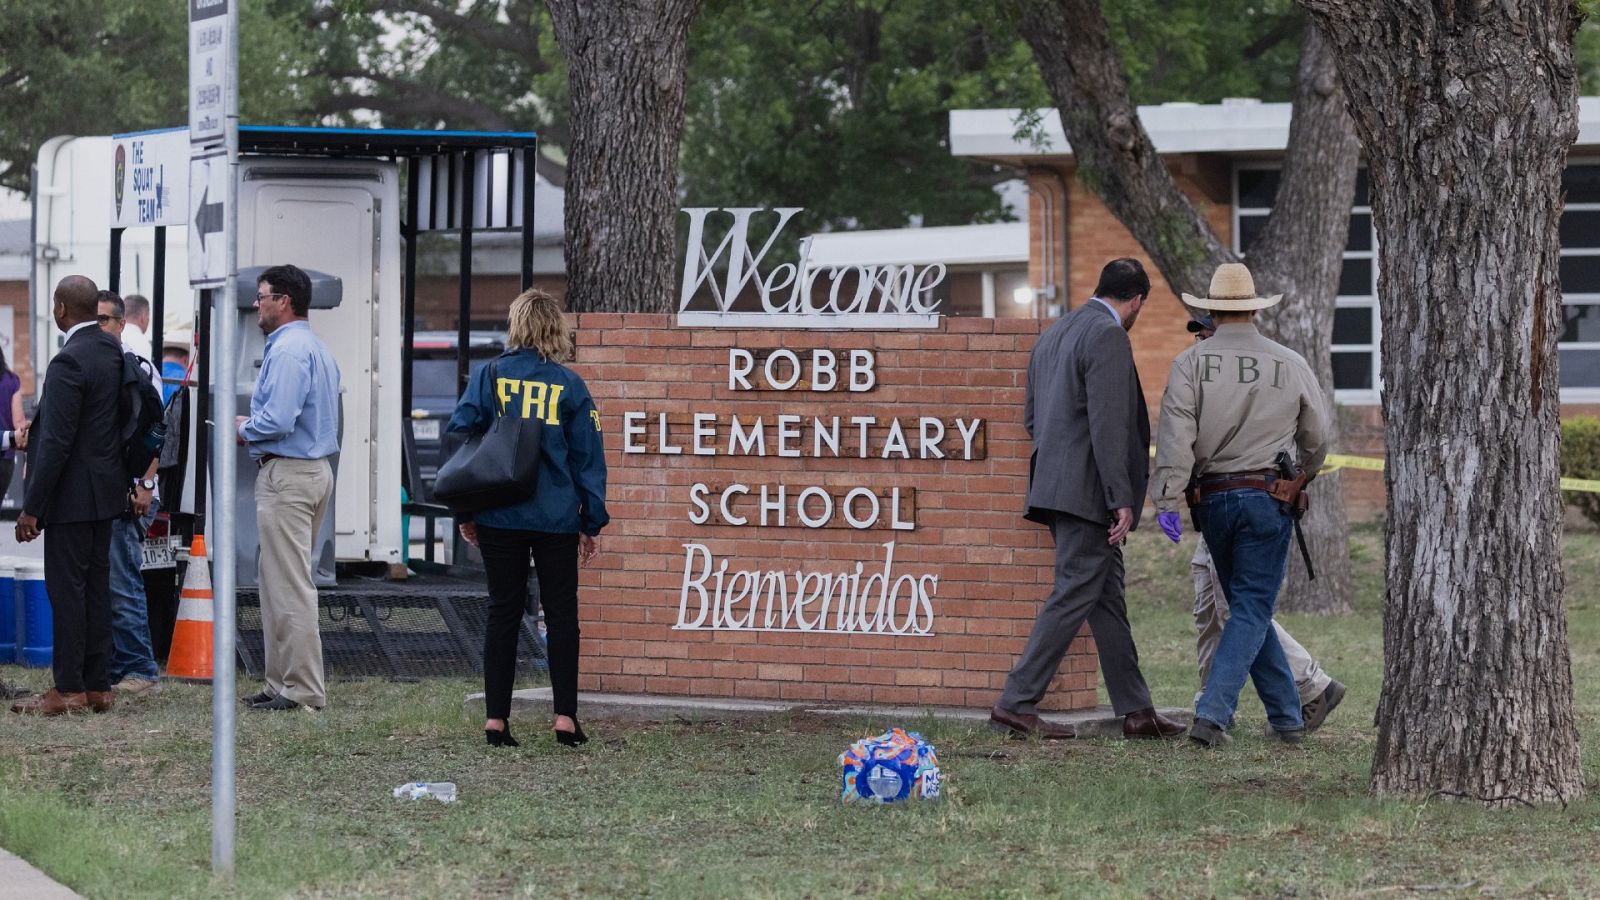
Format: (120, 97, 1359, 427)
(31, 126, 541, 588)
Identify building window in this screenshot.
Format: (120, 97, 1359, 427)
(1234, 165, 1378, 403)
(1561, 164, 1600, 391)
(1234, 162, 1600, 402)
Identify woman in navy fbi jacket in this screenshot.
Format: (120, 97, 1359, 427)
(448, 289, 609, 747)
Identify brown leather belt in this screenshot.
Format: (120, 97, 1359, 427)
(1185, 469, 1278, 507)
(256, 453, 284, 469)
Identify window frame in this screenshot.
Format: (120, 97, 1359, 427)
(1232, 157, 1600, 404)
(1232, 161, 1382, 405)
(1560, 160, 1600, 399)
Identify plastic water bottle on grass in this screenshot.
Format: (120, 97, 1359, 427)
(392, 781, 457, 803)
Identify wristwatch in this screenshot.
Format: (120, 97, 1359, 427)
(136, 478, 156, 491)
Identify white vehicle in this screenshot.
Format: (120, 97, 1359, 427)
(31, 126, 541, 585)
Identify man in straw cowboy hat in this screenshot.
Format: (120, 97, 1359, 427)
(1183, 315, 1346, 732)
(1151, 263, 1330, 747)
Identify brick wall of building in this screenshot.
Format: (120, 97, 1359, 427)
(1058, 155, 1233, 419)
(1025, 157, 1415, 522)
(570, 313, 1099, 711)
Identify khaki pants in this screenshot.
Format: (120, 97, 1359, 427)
(255, 456, 333, 708)
(1192, 538, 1329, 706)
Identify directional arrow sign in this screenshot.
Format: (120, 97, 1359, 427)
(193, 186, 223, 252)
(189, 147, 229, 287)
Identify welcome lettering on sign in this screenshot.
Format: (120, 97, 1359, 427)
(677, 207, 946, 329)
(620, 213, 1002, 637)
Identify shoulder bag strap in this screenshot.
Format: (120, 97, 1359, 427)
(487, 357, 502, 417)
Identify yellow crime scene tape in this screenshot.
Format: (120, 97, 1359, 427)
(1321, 453, 1600, 494)
(1319, 453, 1385, 473)
(1146, 448, 1600, 494)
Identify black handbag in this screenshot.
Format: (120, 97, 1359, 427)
(433, 358, 543, 514)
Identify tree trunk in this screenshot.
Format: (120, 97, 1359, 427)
(544, 0, 701, 312)
(1301, 0, 1585, 805)
(1011, 0, 1231, 291)
(1249, 24, 1360, 615)
(1013, 0, 1357, 614)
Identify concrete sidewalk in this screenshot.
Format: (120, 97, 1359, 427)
(0, 848, 81, 900)
(466, 687, 1191, 740)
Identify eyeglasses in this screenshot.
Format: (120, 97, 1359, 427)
(96, 314, 123, 324)
(255, 292, 289, 304)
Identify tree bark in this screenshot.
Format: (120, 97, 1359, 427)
(1013, 0, 1357, 613)
(1011, 0, 1231, 292)
(544, 0, 702, 312)
(1300, 0, 1585, 806)
(1248, 24, 1361, 615)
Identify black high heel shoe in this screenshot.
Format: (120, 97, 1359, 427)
(554, 721, 588, 747)
(485, 725, 520, 747)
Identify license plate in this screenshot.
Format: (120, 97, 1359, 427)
(141, 536, 176, 571)
(412, 419, 441, 441)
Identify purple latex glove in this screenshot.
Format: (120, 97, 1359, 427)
(1158, 511, 1182, 543)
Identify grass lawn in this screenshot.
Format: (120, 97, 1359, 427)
(3, 523, 1599, 898)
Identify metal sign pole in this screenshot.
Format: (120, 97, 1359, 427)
(194, 0, 241, 879)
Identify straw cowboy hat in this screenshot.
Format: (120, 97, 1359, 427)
(1181, 263, 1282, 312)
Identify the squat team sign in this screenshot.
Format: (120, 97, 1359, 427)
(620, 208, 984, 637)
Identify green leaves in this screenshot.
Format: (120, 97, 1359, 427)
(0, 0, 321, 193)
(1103, 0, 1302, 104)
(1580, 17, 1600, 95)
(680, 0, 1049, 238)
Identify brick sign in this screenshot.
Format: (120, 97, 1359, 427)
(575, 314, 1101, 711)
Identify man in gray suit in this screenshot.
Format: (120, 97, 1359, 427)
(990, 258, 1185, 740)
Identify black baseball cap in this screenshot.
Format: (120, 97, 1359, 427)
(1186, 315, 1216, 334)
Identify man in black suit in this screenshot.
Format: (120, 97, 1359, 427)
(11, 275, 130, 717)
(990, 258, 1185, 741)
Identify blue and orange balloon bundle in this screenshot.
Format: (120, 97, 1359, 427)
(838, 728, 942, 804)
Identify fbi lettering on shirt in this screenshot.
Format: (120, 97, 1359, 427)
(1198, 353, 1290, 388)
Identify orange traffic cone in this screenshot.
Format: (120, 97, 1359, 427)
(167, 535, 215, 682)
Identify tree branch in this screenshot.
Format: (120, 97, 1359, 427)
(1226, 20, 1362, 613)
(313, 76, 568, 185)
(1249, 22, 1360, 280)
(1011, 0, 1358, 613)
(305, 4, 342, 28)
(368, 0, 550, 74)
(1009, 0, 1231, 297)
(1242, 12, 1304, 61)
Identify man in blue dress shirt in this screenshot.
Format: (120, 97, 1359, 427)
(235, 264, 342, 712)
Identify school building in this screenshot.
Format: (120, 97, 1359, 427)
(948, 97, 1600, 517)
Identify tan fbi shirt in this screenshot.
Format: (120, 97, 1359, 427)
(1151, 322, 1331, 513)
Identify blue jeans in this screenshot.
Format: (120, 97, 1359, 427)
(1193, 489, 1304, 732)
(108, 497, 160, 682)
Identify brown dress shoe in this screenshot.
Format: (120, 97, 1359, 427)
(989, 705, 1077, 740)
(86, 691, 116, 713)
(11, 688, 90, 716)
(1122, 708, 1187, 739)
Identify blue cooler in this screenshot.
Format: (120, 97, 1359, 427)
(17, 560, 50, 668)
(0, 558, 15, 663)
